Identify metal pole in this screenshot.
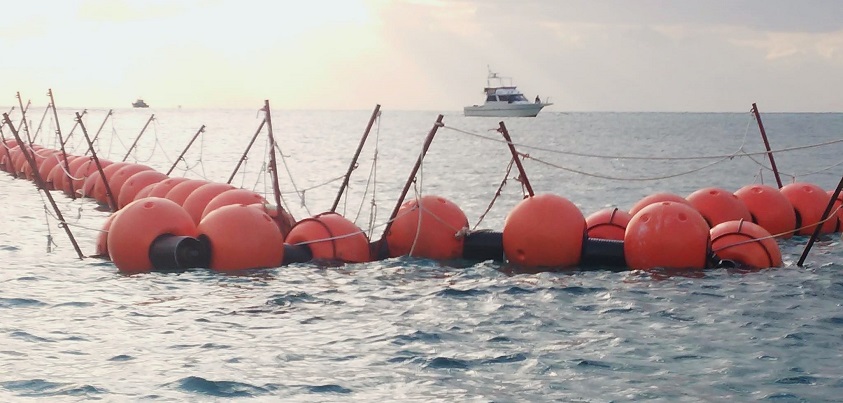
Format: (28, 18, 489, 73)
(227, 119, 265, 184)
(122, 114, 155, 162)
(45, 90, 78, 199)
(797, 174, 843, 267)
(375, 114, 444, 253)
(61, 109, 88, 148)
(498, 121, 534, 197)
(82, 110, 112, 155)
(76, 112, 118, 211)
(166, 125, 205, 176)
(30, 104, 52, 144)
(331, 104, 381, 212)
(16, 93, 32, 144)
(263, 100, 293, 235)
(2, 113, 84, 259)
(751, 103, 783, 188)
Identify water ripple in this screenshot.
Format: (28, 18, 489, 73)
(169, 376, 273, 398)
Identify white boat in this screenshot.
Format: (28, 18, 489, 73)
(464, 68, 552, 117)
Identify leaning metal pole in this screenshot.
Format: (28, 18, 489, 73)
(77, 112, 118, 211)
(2, 113, 84, 259)
(374, 114, 444, 258)
(797, 174, 843, 267)
(82, 110, 113, 155)
(166, 125, 206, 176)
(227, 119, 266, 184)
(122, 114, 155, 162)
(751, 103, 784, 188)
(16, 92, 33, 144)
(46, 90, 77, 199)
(263, 100, 294, 235)
(331, 104, 381, 213)
(498, 121, 534, 197)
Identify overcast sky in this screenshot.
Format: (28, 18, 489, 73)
(1, 0, 841, 112)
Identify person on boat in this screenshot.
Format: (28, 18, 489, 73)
(535, 95, 541, 104)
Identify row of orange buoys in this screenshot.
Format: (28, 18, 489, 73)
(2, 137, 837, 274)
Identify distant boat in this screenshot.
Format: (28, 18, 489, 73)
(132, 99, 149, 108)
(464, 68, 551, 117)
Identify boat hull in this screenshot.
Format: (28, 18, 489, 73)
(463, 103, 549, 118)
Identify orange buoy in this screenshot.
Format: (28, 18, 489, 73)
(52, 155, 88, 195)
(261, 203, 297, 237)
(629, 192, 690, 216)
(200, 188, 266, 221)
(686, 187, 753, 228)
(164, 179, 210, 206)
(286, 212, 369, 263)
(710, 220, 782, 269)
(107, 197, 198, 274)
(198, 204, 284, 271)
(132, 182, 159, 203)
(182, 182, 236, 224)
(36, 153, 69, 189)
(780, 182, 835, 235)
(502, 193, 585, 268)
(734, 184, 797, 239)
(147, 177, 191, 198)
(386, 195, 469, 260)
(117, 170, 169, 210)
(21, 148, 56, 181)
(585, 208, 631, 241)
(826, 190, 843, 233)
(86, 161, 128, 201)
(72, 158, 114, 197)
(625, 201, 711, 270)
(103, 164, 154, 206)
(95, 211, 121, 258)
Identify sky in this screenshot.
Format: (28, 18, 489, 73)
(1, 0, 841, 112)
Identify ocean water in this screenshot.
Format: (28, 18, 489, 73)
(2, 106, 843, 401)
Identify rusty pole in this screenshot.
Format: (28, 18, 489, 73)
(751, 103, 783, 188)
(331, 104, 381, 212)
(166, 125, 206, 176)
(2, 113, 84, 259)
(498, 121, 534, 197)
(227, 119, 266, 184)
(122, 114, 155, 162)
(76, 112, 118, 211)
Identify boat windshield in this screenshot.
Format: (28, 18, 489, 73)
(497, 94, 528, 103)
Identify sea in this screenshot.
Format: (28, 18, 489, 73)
(1, 106, 843, 401)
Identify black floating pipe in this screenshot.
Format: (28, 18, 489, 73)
(149, 234, 210, 271)
(283, 243, 314, 265)
(462, 230, 504, 261)
(580, 237, 626, 267)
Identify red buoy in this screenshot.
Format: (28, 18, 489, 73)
(86, 161, 129, 201)
(386, 195, 469, 260)
(52, 155, 88, 195)
(72, 158, 114, 197)
(147, 177, 191, 198)
(585, 208, 631, 241)
(502, 193, 585, 268)
(629, 192, 690, 216)
(164, 179, 210, 206)
(181, 182, 236, 224)
(710, 220, 782, 269)
(780, 182, 835, 235)
(286, 212, 370, 263)
(198, 204, 284, 272)
(200, 188, 266, 221)
(826, 190, 843, 233)
(132, 182, 158, 203)
(107, 197, 198, 274)
(625, 201, 711, 270)
(103, 164, 154, 206)
(117, 170, 169, 210)
(95, 211, 121, 258)
(686, 187, 752, 228)
(36, 153, 67, 190)
(734, 184, 796, 239)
